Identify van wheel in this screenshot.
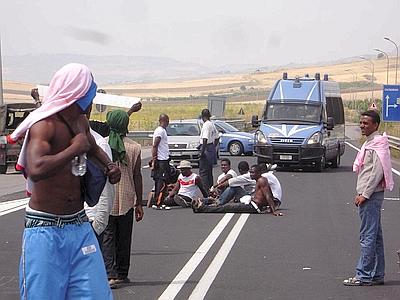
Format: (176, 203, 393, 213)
(331, 154, 340, 168)
(229, 141, 243, 156)
(315, 156, 325, 172)
(257, 157, 268, 165)
(0, 165, 7, 174)
(330, 146, 341, 168)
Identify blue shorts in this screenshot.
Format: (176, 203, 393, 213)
(19, 210, 112, 300)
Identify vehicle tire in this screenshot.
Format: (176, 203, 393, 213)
(314, 156, 325, 172)
(228, 141, 243, 156)
(257, 156, 268, 165)
(330, 146, 341, 168)
(0, 165, 7, 174)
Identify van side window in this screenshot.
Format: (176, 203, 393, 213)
(326, 97, 344, 125)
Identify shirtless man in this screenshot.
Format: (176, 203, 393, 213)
(11, 64, 121, 299)
(193, 164, 281, 215)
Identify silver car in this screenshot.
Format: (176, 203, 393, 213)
(167, 119, 202, 167)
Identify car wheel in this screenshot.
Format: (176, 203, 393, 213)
(0, 165, 7, 174)
(314, 156, 326, 172)
(330, 147, 340, 168)
(228, 141, 243, 156)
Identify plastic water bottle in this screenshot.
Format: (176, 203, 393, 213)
(71, 154, 87, 176)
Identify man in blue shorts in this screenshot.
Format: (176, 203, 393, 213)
(9, 64, 121, 299)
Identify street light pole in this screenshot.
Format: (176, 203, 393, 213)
(384, 37, 399, 84)
(0, 37, 4, 106)
(345, 69, 357, 101)
(374, 48, 389, 85)
(360, 56, 375, 100)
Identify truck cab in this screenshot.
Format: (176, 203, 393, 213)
(252, 73, 345, 171)
(0, 103, 36, 174)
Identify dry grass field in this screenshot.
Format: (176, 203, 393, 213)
(3, 55, 396, 102)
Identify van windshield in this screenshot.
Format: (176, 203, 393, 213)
(263, 103, 321, 123)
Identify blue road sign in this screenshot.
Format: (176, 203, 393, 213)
(382, 85, 400, 122)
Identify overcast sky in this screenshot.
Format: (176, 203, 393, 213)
(1, 0, 399, 67)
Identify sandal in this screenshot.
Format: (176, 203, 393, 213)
(343, 277, 372, 286)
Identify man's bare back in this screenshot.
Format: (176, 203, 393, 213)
(252, 174, 279, 215)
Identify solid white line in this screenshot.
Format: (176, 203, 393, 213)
(188, 214, 250, 300)
(345, 141, 400, 177)
(0, 198, 29, 216)
(158, 213, 234, 300)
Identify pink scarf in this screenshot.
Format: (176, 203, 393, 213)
(353, 132, 394, 191)
(7, 63, 93, 195)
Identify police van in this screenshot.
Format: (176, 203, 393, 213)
(252, 73, 345, 171)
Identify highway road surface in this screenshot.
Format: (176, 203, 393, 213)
(0, 134, 399, 299)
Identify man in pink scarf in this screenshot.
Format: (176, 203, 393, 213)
(16, 63, 121, 299)
(344, 110, 393, 286)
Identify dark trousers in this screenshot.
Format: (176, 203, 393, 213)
(195, 202, 258, 213)
(102, 208, 134, 280)
(199, 144, 216, 191)
(153, 160, 170, 206)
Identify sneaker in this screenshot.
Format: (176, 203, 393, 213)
(161, 204, 171, 210)
(115, 277, 131, 284)
(174, 196, 189, 208)
(109, 279, 118, 289)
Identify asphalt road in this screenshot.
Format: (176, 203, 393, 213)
(0, 138, 400, 299)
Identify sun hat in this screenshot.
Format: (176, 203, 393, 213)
(177, 160, 192, 169)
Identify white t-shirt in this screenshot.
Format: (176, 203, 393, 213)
(153, 126, 169, 160)
(178, 173, 199, 200)
(217, 169, 237, 184)
(200, 120, 218, 144)
(262, 172, 282, 202)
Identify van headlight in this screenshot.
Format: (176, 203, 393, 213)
(255, 131, 268, 144)
(189, 141, 200, 149)
(307, 132, 322, 145)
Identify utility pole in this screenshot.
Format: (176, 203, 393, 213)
(0, 37, 4, 105)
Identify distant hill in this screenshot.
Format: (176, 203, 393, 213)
(2, 54, 261, 85)
(2, 53, 367, 85)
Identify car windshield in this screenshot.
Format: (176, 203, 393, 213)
(167, 123, 200, 136)
(214, 121, 239, 133)
(263, 102, 321, 123)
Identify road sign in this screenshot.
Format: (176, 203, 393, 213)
(382, 85, 400, 122)
(95, 103, 107, 113)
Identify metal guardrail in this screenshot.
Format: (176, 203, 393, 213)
(388, 135, 400, 151)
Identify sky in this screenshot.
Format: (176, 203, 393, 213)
(1, 0, 399, 68)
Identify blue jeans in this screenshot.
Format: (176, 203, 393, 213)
(355, 191, 385, 282)
(218, 186, 248, 205)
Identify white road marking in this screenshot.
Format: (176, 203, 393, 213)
(345, 141, 400, 177)
(384, 197, 399, 201)
(188, 214, 249, 300)
(158, 213, 234, 300)
(0, 198, 29, 216)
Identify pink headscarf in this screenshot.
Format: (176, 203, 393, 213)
(353, 132, 394, 191)
(7, 63, 93, 195)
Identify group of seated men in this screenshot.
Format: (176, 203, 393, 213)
(162, 158, 283, 216)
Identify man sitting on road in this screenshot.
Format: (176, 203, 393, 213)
(216, 161, 254, 205)
(192, 164, 282, 215)
(164, 160, 208, 208)
(210, 158, 237, 196)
